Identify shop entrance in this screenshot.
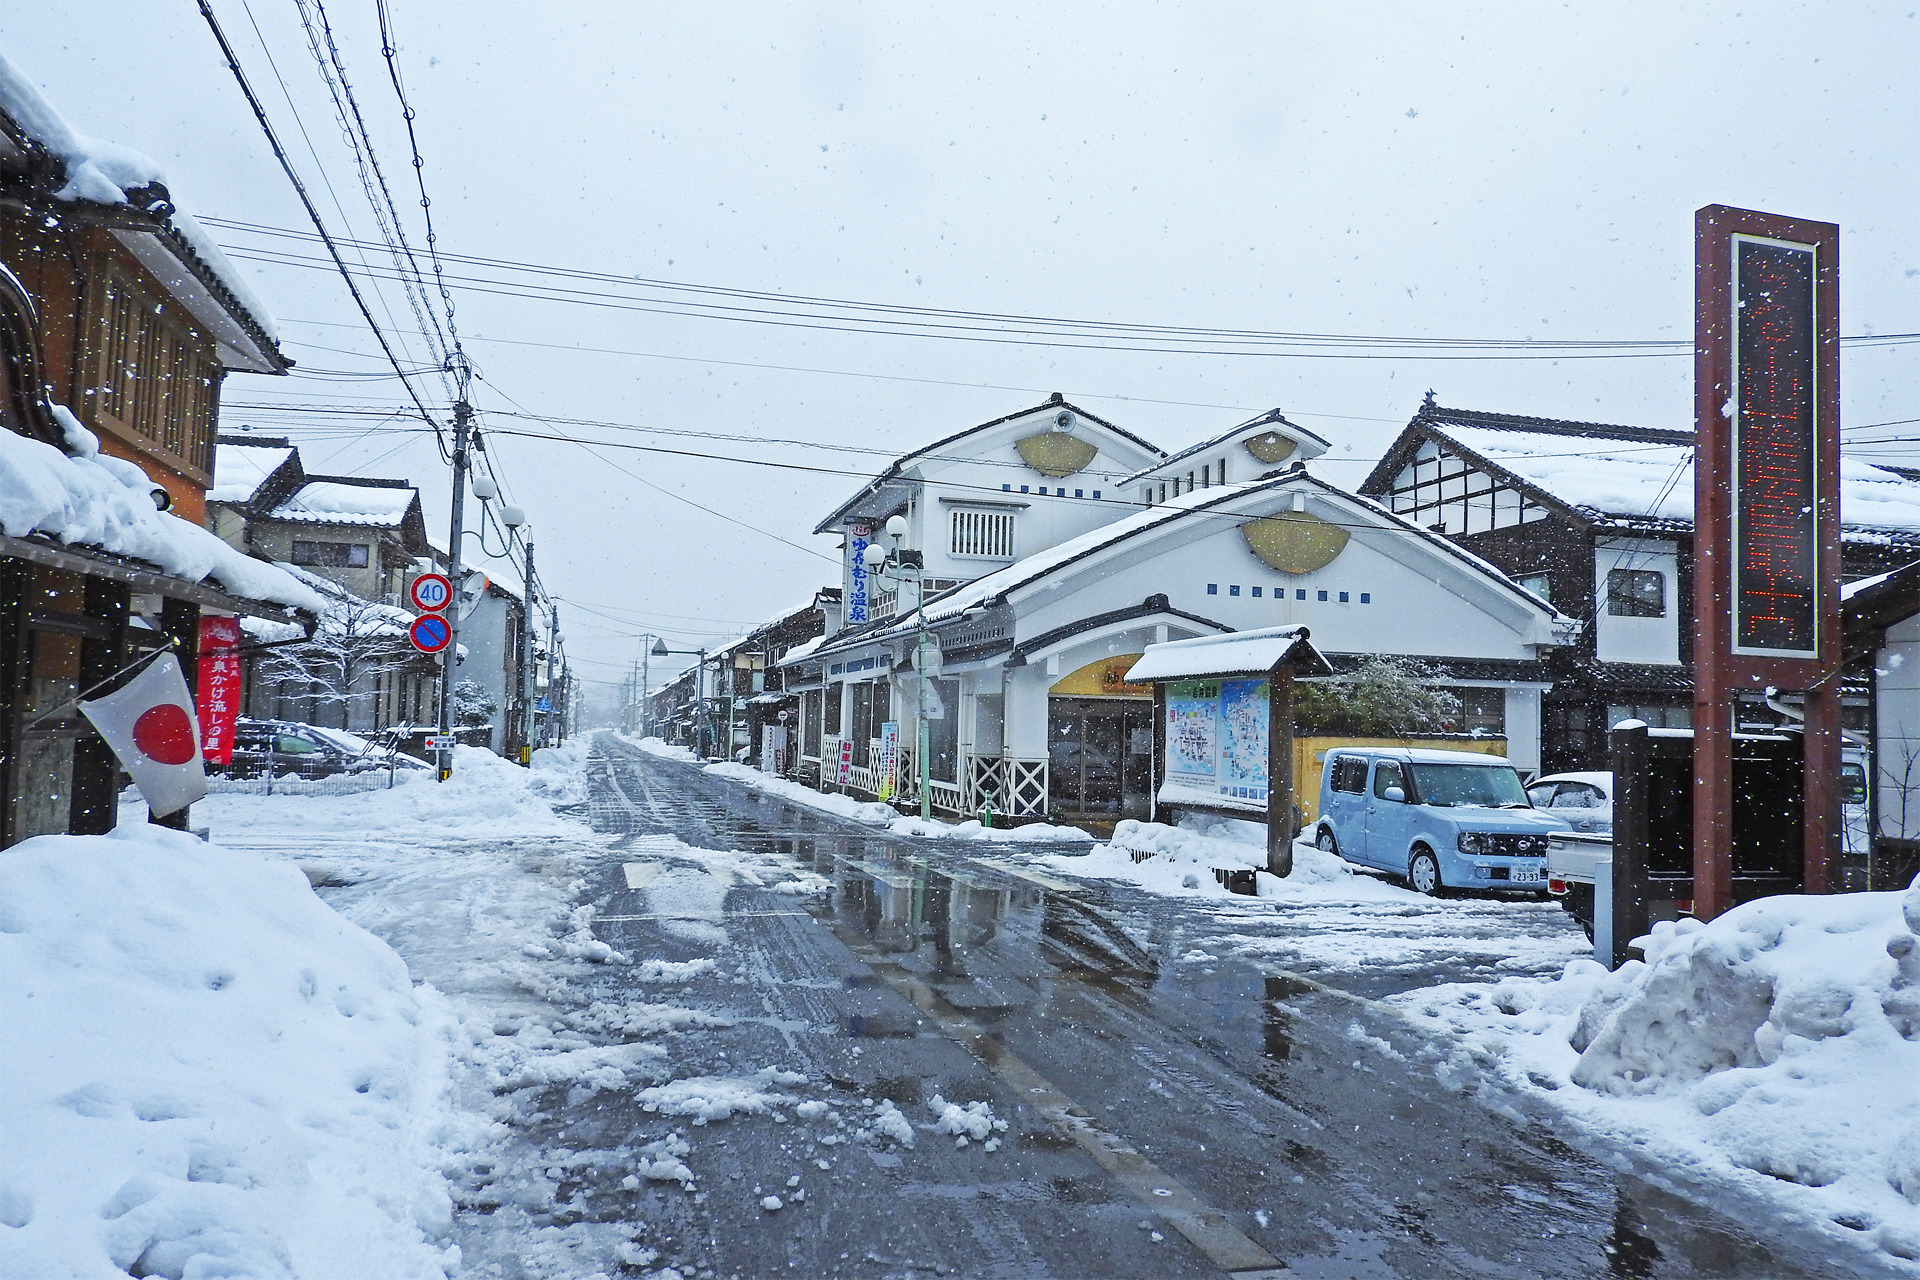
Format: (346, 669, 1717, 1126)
(1047, 697, 1154, 820)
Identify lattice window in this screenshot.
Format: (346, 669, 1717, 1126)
(949, 508, 1016, 559)
(85, 259, 220, 476)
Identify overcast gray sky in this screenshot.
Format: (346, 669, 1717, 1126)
(4, 2, 1917, 699)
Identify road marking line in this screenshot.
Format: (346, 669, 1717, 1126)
(968, 856, 1078, 892)
(621, 861, 667, 889)
(843, 944, 1282, 1277)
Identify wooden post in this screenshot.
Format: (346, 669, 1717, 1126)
(1802, 684, 1840, 894)
(1150, 679, 1165, 825)
(1266, 657, 1294, 877)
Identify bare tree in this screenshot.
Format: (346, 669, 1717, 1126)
(257, 591, 423, 731)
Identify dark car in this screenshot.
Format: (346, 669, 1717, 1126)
(220, 718, 431, 780)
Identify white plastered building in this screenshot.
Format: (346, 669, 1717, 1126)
(781, 398, 1576, 824)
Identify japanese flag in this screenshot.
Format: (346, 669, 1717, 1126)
(79, 652, 208, 817)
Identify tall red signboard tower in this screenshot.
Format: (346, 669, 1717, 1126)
(1692, 205, 1841, 919)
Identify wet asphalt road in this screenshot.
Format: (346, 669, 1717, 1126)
(458, 737, 1885, 1279)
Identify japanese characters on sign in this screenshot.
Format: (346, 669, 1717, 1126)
(195, 615, 243, 765)
(875, 720, 900, 801)
(1165, 679, 1269, 803)
(846, 521, 872, 624)
(1731, 235, 1819, 656)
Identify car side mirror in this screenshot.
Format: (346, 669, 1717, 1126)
(1383, 785, 1405, 804)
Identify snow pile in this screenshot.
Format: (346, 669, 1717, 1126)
(882, 812, 1092, 843)
(1396, 878, 1920, 1265)
(0, 423, 324, 612)
(204, 743, 583, 839)
(529, 737, 593, 806)
(927, 1096, 1009, 1150)
(0, 824, 464, 1279)
(863, 1100, 916, 1147)
(1039, 815, 1404, 902)
(635, 1068, 809, 1124)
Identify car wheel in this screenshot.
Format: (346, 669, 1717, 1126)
(1316, 827, 1339, 857)
(1408, 847, 1443, 896)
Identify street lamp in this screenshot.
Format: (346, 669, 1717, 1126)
(644, 636, 707, 752)
(864, 513, 935, 821)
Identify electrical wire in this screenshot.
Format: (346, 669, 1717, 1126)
(196, 0, 448, 450)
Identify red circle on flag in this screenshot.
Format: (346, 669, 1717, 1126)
(132, 704, 197, 765)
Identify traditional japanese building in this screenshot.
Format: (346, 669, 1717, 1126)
(780, 398, 1576, 825)
(1359, 396, 1920, 772)
(1, 56, 318, 845)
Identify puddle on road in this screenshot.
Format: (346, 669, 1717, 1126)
(590, 747, 1821, 1280)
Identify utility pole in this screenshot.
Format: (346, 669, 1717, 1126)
(696, 648, 708, 757)
(434, 399, 472, 782)
(520, 534, 536, 765)
(546, 602, 560, 750)
(640, 639, 653, 738)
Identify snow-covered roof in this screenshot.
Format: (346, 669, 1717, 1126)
(271, 481, 416, 527)
(1120, 408, 1331, 485)
(1395, 406, 1920, 538)
(1125, 624, 1334, 682)
(0, 409, 323, 613)
(779, 634, 827, 665)
(795, 465, 1574, 664)
(209, 443, 295, 505)
(0, 51, 282, 358)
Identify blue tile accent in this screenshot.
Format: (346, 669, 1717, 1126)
(1251, 586, 1262, 597)
(1339, 591, 1349, 603)
(1317, 590, 1328, 601)
(1207, 584, 1218, 595)
(1020, 485, 1030, 493)
(1360, 592, 1371, 604)
(1002, 483, 1012, 491)
(1296, 589, 1306, 600)
(1229, 585, 1241, 596)
(1074, 489, 1084, 498)
(1057, 487, 1067, 496)
(1093, 490, 1102, 499)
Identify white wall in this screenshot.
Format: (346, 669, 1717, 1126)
(1592, 538, 1681, 665)
(1877, 612, 1920, 842)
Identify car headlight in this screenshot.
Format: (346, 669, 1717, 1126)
(1457, 832, 1488, 854)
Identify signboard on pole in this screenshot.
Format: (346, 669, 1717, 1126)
(409, 572, 452, 612)
(409, 613, 453, 654)
(1693, 204, 1841, 918)
(875, 720, 900, 801)
(836, 737, 856, 785)
(195, 615, 243, 765)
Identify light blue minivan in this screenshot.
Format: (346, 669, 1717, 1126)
(1315, 747, 1571, 895)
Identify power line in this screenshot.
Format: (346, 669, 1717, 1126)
(200, 214, 1920, 358)
(196, 0, 447, 449)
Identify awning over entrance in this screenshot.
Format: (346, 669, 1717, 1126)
(1125, 624, 1334, 683)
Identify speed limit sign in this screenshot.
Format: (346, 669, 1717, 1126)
(409, 573, 452, 612)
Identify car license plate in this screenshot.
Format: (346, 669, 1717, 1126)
(1509, 868, 1543, 884)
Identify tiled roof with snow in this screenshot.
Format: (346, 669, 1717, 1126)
(271, 481, 416, 527)
(0, 411, 323, 613)
(1429, 416, 1920, 537)
(0, 51, 279, 345)
(1119, 408, 1332, 485)
(209, 443, 295, 505)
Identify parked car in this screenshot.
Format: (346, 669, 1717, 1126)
(1525, 771, 1613, 834)
(221, 718, 431, 780)
(1315, 747, 1572, 895)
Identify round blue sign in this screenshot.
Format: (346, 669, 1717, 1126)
(409, 614, 452, 653)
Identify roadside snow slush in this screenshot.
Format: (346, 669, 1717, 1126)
(5, 731, 1914, 1277)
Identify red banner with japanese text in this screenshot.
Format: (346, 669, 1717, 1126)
(196, 616, 244, 765)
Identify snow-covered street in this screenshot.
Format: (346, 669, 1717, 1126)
(6, 732, 1916, 1278)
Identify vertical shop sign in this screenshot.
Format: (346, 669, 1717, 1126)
(875, 720, 900, 800)
(846, 522, 872, 624)
(196, 616, 244, 765)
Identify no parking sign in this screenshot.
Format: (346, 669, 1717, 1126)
(409, 613, 452, 654)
